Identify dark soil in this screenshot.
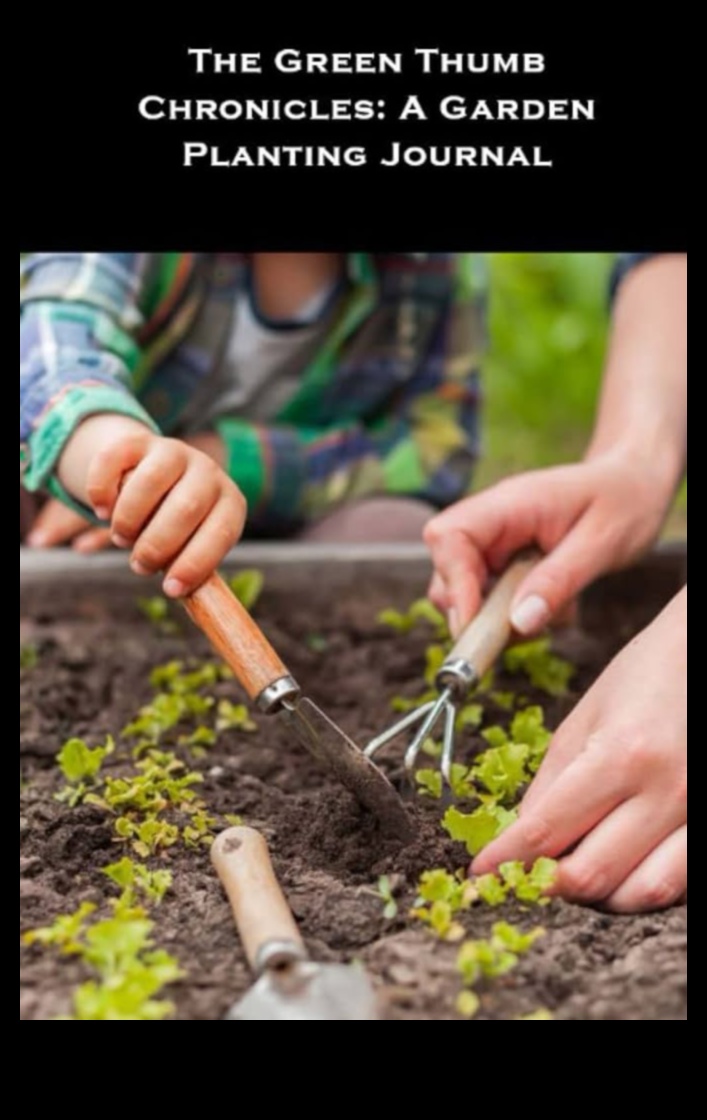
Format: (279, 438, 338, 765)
(20, 560, 687, 1021)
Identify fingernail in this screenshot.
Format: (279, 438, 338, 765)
(112, 534, 131, 549)
(449, 608, 461, 639)
(130, 558, 151, 576)
(512, 595, 551, 636)
(163, 578, 187, 599)
(26, 532, 47, 548)
(94, 506, 110, 522)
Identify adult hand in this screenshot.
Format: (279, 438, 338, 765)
(425, 454, 673, 639)
(473, 589, 687, 913)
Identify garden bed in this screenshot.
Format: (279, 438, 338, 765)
(20, 547, 688, 1020)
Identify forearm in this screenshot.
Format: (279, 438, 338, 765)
(587, 255, 687, 504)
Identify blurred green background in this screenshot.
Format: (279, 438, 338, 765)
(482, 254, 686, 536)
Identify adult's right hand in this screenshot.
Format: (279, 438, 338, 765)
(425, 453, 672, 638)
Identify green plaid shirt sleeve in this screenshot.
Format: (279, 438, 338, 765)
(218, 255, 486, 530)
(20, 252, 485, 529)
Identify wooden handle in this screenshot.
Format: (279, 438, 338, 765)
(449, 553, 542, 677)
(212, 827, 305, 971)
(183, 573, 289, 702)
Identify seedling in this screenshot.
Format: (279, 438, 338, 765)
(475, 858, 559, 907)
(216, 700, 258, 734)
(457, 991, 482, 1019)
(24, 902, 97, 953)
(20, 644, 38, 671)
(457, 923, 545, 987)
(56, 737, 114, 807)
(417, 764, 476, 801)
(102, 859, 173, 906)
(412, 870, 478, 941)
(505, 639, 575, 697)
(443, 804, 518, 857)
(377, 876, 399, 921)
(137, 596, 180, 636)
(183, 809, 219, 849)
(229, 569, 265, 612)
(378, 599, 448, 639)
(114, 815, 181, 859)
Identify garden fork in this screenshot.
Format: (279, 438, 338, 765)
(366, 554, 541, 787)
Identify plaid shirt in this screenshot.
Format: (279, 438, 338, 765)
(20, 253, 487, 531)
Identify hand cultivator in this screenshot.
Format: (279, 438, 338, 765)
(365, 555, 541, 788)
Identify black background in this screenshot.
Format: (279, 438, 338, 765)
(20, 20, 687, 250)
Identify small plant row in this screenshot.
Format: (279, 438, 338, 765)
(24, 859, 180, 1019)
(25, 573, 266, 1020)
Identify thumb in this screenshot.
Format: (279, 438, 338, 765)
(510, 510, 615, 635)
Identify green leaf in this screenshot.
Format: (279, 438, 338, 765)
(216, 701, 257, 734)
(457, 991, 481, 1019)
(377, 876, 399, 920)
(23, 902, 97, 953)
(229, 570, 265, 611)
(443, 805, 518, 857)
(456, 704, 484, 732)
(475, 874, 509, 907)
(137, 597, 180, 635)
(425, 644, 448, 687)
(518, 1009, 554, 1019)
(377, 608, 414, 634)
(505, 639, 575, 697)
(418, 870, 460, 905)
(57, 738, 113, 785)
(474, 742, 531, 802)
(20, 644, 38, 671)
(490, 691, 515, 711)
(492, 922, 545, 954)
(416, 769, 443, 799)
(224, 814, 244, 827)
(482, 726, 509, 749)
(512, 706, 552, 772)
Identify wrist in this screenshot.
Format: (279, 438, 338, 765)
(58, 414, 154, 506)
(584, 441, 683, 513)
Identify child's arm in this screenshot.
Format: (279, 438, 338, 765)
(425, 253, 687, 636)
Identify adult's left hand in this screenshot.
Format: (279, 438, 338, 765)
(473, 588, 687, 913)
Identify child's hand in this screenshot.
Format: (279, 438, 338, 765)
(58, 415, 247, 596)
(473, 589, 687, 912)
(424, 455, 670, 638)
(25, 499, 113, 553)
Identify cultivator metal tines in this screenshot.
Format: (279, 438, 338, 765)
(366, 555, 540, 788)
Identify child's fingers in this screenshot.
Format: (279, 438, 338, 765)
(110, 442, 189, 546)
(86, 432, 154, 518)
(73, 528, 114, 554)
(128, 468, 220, 576)
(162, 493, 246, 597)
(26, 499, 91, 548)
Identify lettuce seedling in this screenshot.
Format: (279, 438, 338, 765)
(377, 876, 399, 921)
(457, 923, 545, 987)
(216, 700, 258, 734)
(417, 764, 476, 801)
(443, 804, 518, 857)
(456, 703, 485, 732)
(500, 858, 558, 904)
(511, 707, 552, 773)
(475, 874, 509, 907)
(378, 599, 448, 639)
(391, 689, 438, 713)
(115, 816, 181, 859)
(183, 809, 219, 849)
(24, 902, 97, 953)
(56, 737, 114, 807)
(412, 870, 478, 941)
(505, 639, 575, 697)
(229, 569, 265, 611)
(20, 644, 38, 671)
(490, 691, 515, 711)
(103, 859, 173, 906)
(474, 740, 531, 802)
(137, 596, 180, 636)
(457, 991, 481, 1019)
(518, 1009, 554, 1019)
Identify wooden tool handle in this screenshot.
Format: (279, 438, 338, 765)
(212, 827, 305, 971)
(449, 553, 542, 677)
(183, 573, 289, 702)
